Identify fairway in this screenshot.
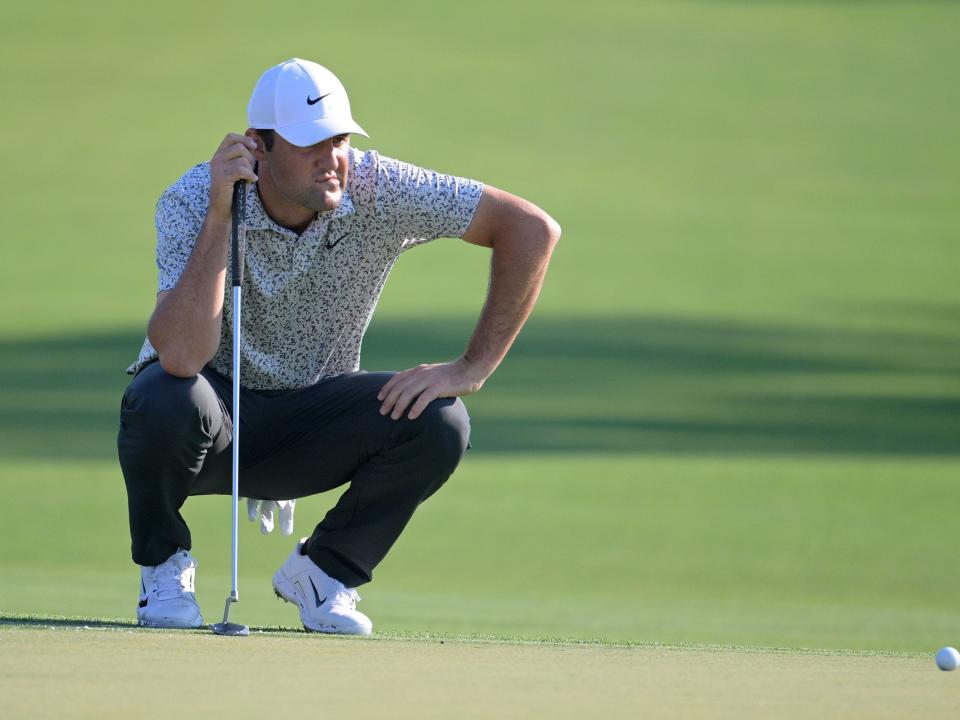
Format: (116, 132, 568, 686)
(1, 0, 959, 716)
(1, 624, 954, 719)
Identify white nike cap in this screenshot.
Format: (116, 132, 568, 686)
(247, 58, 368, 147)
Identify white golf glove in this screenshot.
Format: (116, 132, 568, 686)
(246, 498, 296, 536)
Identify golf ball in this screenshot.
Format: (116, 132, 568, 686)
(935, 647, 960, 671)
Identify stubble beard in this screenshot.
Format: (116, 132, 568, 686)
(281, 172, 345, 214)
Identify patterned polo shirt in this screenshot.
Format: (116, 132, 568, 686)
(128, 148, 484, 390)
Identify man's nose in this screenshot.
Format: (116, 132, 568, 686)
(313, 142, 337, 170)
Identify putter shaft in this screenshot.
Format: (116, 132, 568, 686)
(212, 180, 248, 637)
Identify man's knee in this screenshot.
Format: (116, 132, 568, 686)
(418, 397, 471, 470)
(119, 363, 223, 444)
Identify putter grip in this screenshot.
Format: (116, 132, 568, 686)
(231, 180, 247, 288)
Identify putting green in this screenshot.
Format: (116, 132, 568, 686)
(0, 625, 952, 719)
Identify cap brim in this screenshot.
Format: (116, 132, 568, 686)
(275, 117, 368, 147)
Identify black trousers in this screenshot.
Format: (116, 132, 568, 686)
(117, 361, 470, 587)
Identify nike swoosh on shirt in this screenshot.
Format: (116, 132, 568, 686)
(326, 233, 348, 250)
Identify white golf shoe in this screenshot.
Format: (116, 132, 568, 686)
(137, 549, 203, 629)
(272, 538, 373, 636)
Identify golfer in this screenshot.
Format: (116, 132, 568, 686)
(118, 58, 560, 634)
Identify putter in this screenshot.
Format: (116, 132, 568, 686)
(212, 179, 250, 637)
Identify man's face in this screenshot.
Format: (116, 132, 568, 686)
(261, 132, 351, 214)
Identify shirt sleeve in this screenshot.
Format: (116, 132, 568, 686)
(372, 152, 484, 252)
(155, 187, 204, 292)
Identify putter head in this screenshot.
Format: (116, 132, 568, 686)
(210, 595, 248, 636)
(211, 621, 249, 637)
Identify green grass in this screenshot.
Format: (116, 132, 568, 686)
(0, 0, 959, 699)
(1, 625, 956, 720)
(2, 454, 959, 652)
(0, 616, 935, 656)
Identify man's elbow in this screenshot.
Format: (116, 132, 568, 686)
(157, 351, 206, 378)
(152, 337, 217, 378)
(148, 322, 219, 378)
(531, 209, 561, 252)
(542, 212, 561, 247)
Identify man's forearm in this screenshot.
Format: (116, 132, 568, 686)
(376, 189, 560, 422)
(462, 214, 561, 380)
(147, 133, 259, 377)
(147, 214, 231, 376)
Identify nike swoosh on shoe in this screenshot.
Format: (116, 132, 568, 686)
(309, 577, 327, 608)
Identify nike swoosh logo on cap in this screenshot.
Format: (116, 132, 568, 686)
(307, 92, 332, 106)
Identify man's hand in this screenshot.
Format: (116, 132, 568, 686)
(246, 499, 296, 535)
(377, 357, 488, 421)
(209, 132, 259, 223)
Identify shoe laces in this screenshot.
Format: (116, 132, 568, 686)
(331, 584, 361, 611)
(152, 556, 195, 600)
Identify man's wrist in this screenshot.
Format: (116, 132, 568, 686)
(460, 353, 498, 384)
(198, 205, 235, 249)
(204, 205, 233, 229)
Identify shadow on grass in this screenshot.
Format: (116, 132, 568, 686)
(0, 613, 306, 634)
(0, 615, 655, 645)
(0, 614, 138, 630)
(0, 314, 957, 460)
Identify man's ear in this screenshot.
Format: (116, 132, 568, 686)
(245, 129, 268, 161)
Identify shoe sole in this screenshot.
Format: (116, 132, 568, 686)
(137, 614, 204, 629)
(272, 570, 367, 635)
